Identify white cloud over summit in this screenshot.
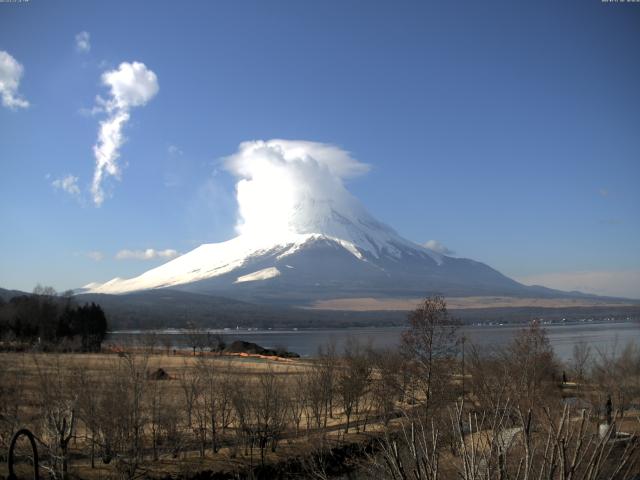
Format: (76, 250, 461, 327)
(224, 139, 370, 237)
(0, 50, 29, 110)
(91, 62, 158, 205)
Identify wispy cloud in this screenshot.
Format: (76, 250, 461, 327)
(168, 144, 183, 156)
(75, 31, 91, 53)
(516, 270, 640, 299)
(72, 250, 104, 261)
(0, 50, 29, 110)
(85, 251, 104, 261)
(91, 61, 159, 206)
(51, 174, 81, 197)
(164, 144, 187, 188)
(598, 188, 609, 197)
(424, 240, 455, 255)
(115, 249, 179, 261)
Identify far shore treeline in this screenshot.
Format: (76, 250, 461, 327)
(0, 285, 107, 352)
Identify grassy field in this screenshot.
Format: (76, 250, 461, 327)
(0, 349, 395, 480)
(2, 330, 639, 480)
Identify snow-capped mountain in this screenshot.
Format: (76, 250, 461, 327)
(84, 140, 559, 304)
(83, 197, 531, 303)
(84, 228, 528, 303)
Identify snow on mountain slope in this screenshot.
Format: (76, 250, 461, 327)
(84, 140, 532, 300)
(235, 267, 281, 283)
(84, 226, 443, 295)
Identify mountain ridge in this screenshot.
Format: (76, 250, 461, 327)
(79, 139, 629, 305)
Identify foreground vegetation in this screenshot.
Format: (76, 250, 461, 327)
(0, 297, 639, 479)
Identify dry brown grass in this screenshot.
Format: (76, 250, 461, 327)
(0, 350, 389, 480)
(308, 295, 637, 311)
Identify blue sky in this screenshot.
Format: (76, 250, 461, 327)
(1, 0, 639, 298)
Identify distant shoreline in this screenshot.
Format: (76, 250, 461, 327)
(109, 318, 637, 335)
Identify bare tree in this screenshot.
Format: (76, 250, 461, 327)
(507, 321, 559, 409)
(570, 340, 592, 384)
(375, 414, 441, 480)
(157, 397, 183, 459)
(373, 401, 640, 480)
(178, 361, 201, 430)
(256, 367, 288, 462)
(288, 370, 308, 437)
(196, 356, 230, 455)
(231, 378, 255, 463)
(467, 344, 513, 414)
(146, 372, 167, 461)
(217, 361, 236, 435)
(317, 340, 339, 424)
(34, 356, 77, 480)
(592, 341, 640, 420)
(372, 348, 405, 425)
(337, 337, 372, 433)
(401, 296, 459, 416)
(304, 365, 327, 431)
(185, 322, 205, 355)
(72, 365, 101, 468)
(192, 378, 209, 458)
(232, 366, 287, 466)
(95, 353, 150, 480)
(160, 335, 173, 355)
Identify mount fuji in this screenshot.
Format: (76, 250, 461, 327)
(83, 140, 584, 306)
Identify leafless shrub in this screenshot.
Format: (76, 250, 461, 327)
(178, 361, 201, 432)
(72, 364, 101, 468)
(570, 340, 592, 384)
(0, 354, 25, 460)
(94, 352, 149, 480)
(288, 370, 307, 437)
(33, 356, 77, 480)
(373, 400, 639, 480)
(232, 365, 287, 465)
(372, 348, 407, 425)
(507, 322, 560, 410)
(591, 342, 640, 420)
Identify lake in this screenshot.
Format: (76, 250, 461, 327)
(108, 320, 640, 362)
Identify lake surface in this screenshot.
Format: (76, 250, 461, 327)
(108, 320, 640, 361)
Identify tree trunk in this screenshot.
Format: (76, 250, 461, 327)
(90, 434, 95, 468)
(211, 420, 218, 454)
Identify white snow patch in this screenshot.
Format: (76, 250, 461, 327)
(334, 238, 365, 260)
(235, 267, 281, 283)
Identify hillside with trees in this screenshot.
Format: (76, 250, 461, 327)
(0, 286, 108, 352)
